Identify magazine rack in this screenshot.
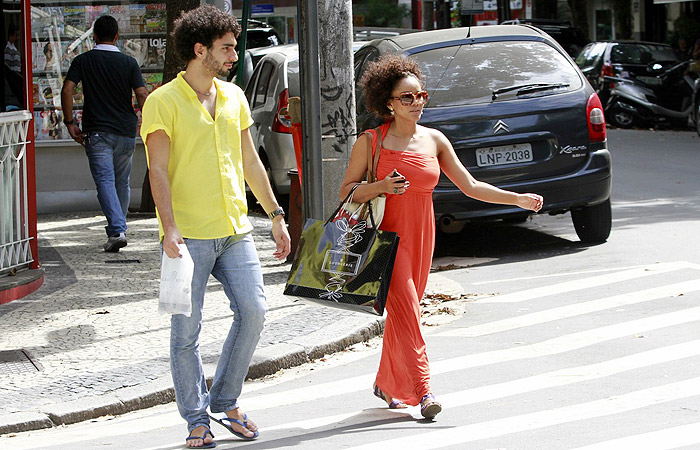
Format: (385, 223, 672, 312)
(30, 1, 166, 142)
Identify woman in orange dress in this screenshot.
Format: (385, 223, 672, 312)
(339, 55, 544, 419)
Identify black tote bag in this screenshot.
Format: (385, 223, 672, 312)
(284, 191, 399, 316)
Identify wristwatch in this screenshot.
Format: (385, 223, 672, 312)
(63, 118, 74, 125)
(268, 208, 285, 220)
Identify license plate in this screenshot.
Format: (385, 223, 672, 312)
(476, 143, 533, 167)
(636, 76, 661, 86)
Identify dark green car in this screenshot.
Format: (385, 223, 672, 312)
(354, 25, 612, 243)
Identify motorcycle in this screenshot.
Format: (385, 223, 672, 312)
(604, 60, 695, 129)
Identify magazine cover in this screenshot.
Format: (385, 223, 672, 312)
(60, 109, 83, 140)
(33, 111, 43, 141)
(144, 73, 163, 94)
(109, 5, 130, 33)
(129, 4, 147, 33)
(38, 109, 63, 141)
(32, 42, 47, 72)
(63, 6, 85, 32)
(122, 38, 148, 67)
(59, 41, 74, 71)
(146, 37, 166, 68)
(32, 82, 41, 107)
(38, 40, 62, 74)
(85, 5, 107, 29)
(35, 7, 65, 37)
(145, 4, 166, 33)
(37, 77, 62, 107)
(71, 82, 84, 105)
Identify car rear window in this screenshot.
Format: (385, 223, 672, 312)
(412, 41, 583, 107)
(610, 44, 678, 65)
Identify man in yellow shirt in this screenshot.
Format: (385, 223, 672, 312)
(140, 5, 290, 448)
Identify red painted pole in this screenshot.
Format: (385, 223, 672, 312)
(23, 0, 40, 270)
(412, 0, 422, 29)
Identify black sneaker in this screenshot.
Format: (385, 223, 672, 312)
(104, 233, 127, 252)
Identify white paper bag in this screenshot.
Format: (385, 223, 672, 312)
(159, 243, 194, 317)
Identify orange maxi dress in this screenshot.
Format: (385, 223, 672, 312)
(371, 122, 442, 406)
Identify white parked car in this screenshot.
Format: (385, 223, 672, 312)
(243, 42, 365, 200)
(243, 44, 300, 199)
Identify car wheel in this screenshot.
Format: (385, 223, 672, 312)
(607, 104, 635, 128)
(571, 198, 612, 244)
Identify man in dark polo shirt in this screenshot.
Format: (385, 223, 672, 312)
(61, 15, 148, 252)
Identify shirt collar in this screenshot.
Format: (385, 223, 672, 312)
(94, 44, 120, 52)
(176, 71, 231, 100)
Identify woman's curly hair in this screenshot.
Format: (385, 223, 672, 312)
(359, 54, 424, 119)
(172, 4, 241, 62)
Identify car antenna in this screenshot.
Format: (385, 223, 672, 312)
(464, 2, 474, 38)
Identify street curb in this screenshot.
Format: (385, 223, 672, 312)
(0, 315, 385, 435)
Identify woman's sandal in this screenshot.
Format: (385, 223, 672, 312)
(420, 393, 442, 419)
(209, 413, 259, 440)
(186, 427, 216, 448)
(373, 384, 408, 409)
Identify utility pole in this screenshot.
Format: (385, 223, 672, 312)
(235, 0, 250, 87)
(424, 1, 435, 30)
(317, 0, 356, 217)
(436, 0, 451, 28)
(297, 0, 324, 220)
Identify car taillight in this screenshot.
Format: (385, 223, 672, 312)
(272, 88, 292, 133)
(601, 63, 613, 78)
(586, 92, 606, 143)
(601, 63, 615, 88)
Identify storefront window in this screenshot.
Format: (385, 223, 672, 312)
(30, 1, 166, 142)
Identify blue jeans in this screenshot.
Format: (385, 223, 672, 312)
(169, 234, 267, 431)
(84, 132, 135, 236)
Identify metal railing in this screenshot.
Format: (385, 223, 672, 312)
(0, 111, 34, 274)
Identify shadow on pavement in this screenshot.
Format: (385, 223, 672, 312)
(434, 220, 590, 266)
(211, 410, 444, 449)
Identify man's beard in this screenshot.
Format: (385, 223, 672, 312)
(203, 52, 229, 78)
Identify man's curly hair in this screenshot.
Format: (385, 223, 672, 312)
(359, 54, 424, 119)
(172, 4, 241, 62)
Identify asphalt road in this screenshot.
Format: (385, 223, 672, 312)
(3, 128, 699, 450)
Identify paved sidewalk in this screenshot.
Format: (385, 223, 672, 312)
(0, 211, 465, 435)
(0, 212, 389, 434)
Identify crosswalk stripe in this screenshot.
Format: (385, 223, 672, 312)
(24, 339, 700, 450)
(438, 339, 700, 407)
(569, 422, 700, 450)
(478, 261, 696, 303)
(257, 339, 700, 432)
(243, 306, 700, 412)
(430, 305, 700, 373)
(345, 377, 700, 450)
(436, 279, 700, 337)
(247, 306, 700, 411)
(470, 263, 658, 285)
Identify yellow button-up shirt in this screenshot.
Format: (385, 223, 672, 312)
(140, 72, 254, 240)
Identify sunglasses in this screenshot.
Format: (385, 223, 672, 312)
(390, 90, 429, 106)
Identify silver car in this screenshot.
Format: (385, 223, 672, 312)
(243, 44, 300, 197)
(243, 43, 364, 198)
